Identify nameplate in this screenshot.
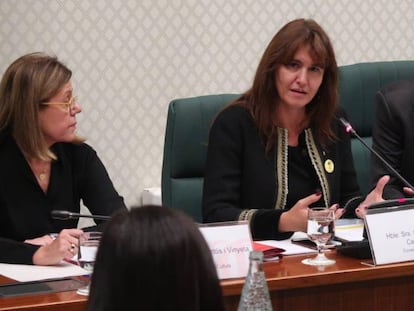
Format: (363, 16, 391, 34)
(365, 204, 414, 265)
(199, 221, 252, 279)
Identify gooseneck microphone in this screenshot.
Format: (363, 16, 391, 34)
(339, 117, 414, 190)
(51, 210, 111, 221)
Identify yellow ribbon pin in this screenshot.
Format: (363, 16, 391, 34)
(324, 159, 334, 173)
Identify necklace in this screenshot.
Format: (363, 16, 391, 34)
(37, 161, 50, 182)
(27, 158, 51, 183)
(38, 169, 48, 181)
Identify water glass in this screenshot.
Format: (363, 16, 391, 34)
(302, 207, 336, 266)
(76, 231, 101, 296)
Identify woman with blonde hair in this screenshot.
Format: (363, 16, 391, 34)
(0, 52, 126, 265)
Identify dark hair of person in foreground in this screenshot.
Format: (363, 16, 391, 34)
(87, 205, 225, 311)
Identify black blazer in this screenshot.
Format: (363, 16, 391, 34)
(371, 80, 414, 198)
(0, 131, 126, 264)
(202, 105, 362, 240)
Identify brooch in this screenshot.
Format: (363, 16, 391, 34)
(324, 159, 334, 173)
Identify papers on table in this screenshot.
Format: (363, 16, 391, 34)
(256, 233, 317, 256)
(0, 219, 365, 284)
(335, 218, 364, 241)
(0, 261, 88, 282)
(256, 219, 365, 256)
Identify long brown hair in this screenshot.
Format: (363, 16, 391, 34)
(237, 18, 338, 152)
(0, 52, 81, 160)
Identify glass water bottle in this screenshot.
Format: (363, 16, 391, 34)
(237, 251, 273, 311)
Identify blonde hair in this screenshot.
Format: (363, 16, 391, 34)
(0, 52, 83, 160)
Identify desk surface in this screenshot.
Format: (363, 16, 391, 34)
(222, 250, 414, 294)
(2, 251, 414, 311)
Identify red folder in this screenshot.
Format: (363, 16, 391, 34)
(253, 242, 285, 262)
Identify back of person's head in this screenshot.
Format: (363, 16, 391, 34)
(245, 18, 338, 147)
(0, 52, 72, 159)
(87, 205, 225, 311)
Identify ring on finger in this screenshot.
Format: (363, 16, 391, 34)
(69, 243, 76, 253)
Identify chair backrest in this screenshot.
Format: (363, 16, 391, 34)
(161, 94, 239, 222)
(338, 61, 414, 194)
(162, 60, 414, 220)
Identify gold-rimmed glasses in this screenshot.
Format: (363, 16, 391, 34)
(41, 96, 77, 113)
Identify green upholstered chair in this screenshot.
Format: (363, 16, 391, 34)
(338, 61, 414, 194)
(162, 61, 414, 221)
(161, 94, 238, 222)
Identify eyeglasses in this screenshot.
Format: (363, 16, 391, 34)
(41, 96, 77, 113)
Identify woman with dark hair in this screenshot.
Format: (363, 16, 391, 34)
(87, 205, 225, 311)
(0, 52, 126, 265)
(202, 18, 388, 240)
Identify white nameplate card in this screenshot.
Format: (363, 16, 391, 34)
(199, 221, 252, 279)
(365, 204, 414, 265)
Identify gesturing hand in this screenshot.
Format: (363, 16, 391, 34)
(279, 192, 322, 233)
(355, 175, 390, 218)
(403, 187, 414, 196)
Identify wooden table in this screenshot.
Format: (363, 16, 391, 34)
(222, 251, 414, 310)
(0, 275, 86, 311)
(2, 251, 414, 311)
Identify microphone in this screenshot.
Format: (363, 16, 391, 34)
(51, 210, 111, 221)
(339, 117, 414, 190)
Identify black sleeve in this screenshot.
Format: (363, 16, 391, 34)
(250, 210, 290, 240)
(0, 238, 39, 264)
(77, 145, 127, 222)
(370, 91, 405, 198)
(202, 106, 248, 222)
(202, 106, 286, 240)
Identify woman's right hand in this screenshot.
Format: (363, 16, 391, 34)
(32, 229, 83, 265)
(279, 193, 321, 233)
(279, 193, 342, 233)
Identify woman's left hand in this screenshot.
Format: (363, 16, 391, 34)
(403, 187, 414, 196)
(331, 204, 344, 219)
(355, 175, 390, 218)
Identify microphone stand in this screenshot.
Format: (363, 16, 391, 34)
(51, 210, 111, 221)
(339, 117, 414, 190)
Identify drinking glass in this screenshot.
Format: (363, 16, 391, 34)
(301, 207, 336, 266)
(76, 231, 102, 296)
